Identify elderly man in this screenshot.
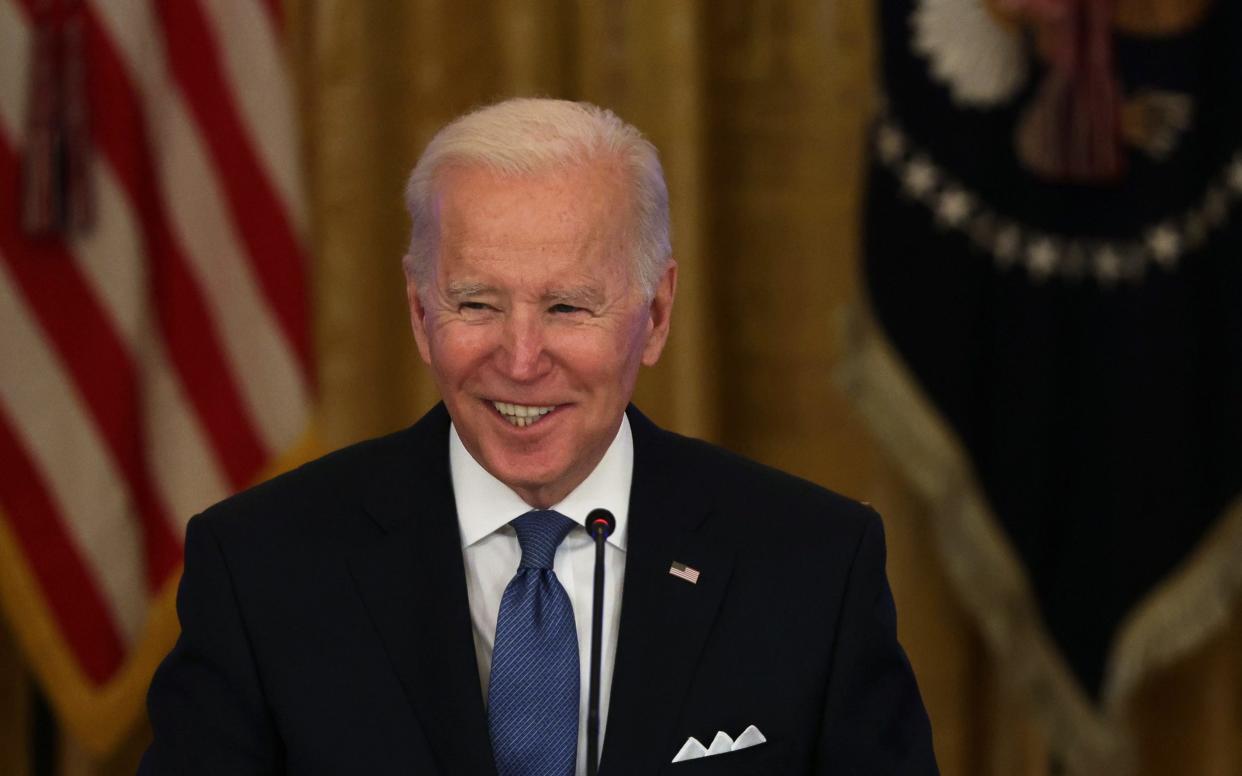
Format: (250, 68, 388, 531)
(141, 98, 938, 775)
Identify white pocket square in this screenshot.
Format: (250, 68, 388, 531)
(671, 725, 767, 762)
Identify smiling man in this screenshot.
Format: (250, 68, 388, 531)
(140, 99, 938, 775)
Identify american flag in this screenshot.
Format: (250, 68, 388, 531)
(0, 0, 312, 755)
(668, 561, 701, 584)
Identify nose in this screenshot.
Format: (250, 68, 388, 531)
(497, 310, 552, 382)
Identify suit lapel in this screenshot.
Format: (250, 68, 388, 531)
(600, 409, 735, 774)
(347, 405, 497, 776)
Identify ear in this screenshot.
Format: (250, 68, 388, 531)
(405, 263, 433, 365)
(641, 260, 677, 367)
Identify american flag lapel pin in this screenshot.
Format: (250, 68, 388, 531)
(668, 561, 701, 584)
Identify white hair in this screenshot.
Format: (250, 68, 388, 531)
(403, 98, 671, 300)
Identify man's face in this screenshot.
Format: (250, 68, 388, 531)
(407, 161, 675, 508)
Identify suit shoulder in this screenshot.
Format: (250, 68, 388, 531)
(654, 427, 879, 539)
(193, 426, 418, 543)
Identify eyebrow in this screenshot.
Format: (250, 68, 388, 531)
(445, 281, 605, 307)
(445, 281, 496, 298)
(545, 286, 604, 307)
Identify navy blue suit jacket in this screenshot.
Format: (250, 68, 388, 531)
(140, 404, 938, 774)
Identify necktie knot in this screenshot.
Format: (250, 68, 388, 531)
(511, 510, 576, 570)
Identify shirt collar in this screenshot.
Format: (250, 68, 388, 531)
(449, 415, 632, 552)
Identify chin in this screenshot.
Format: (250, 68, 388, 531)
(501, 450, 586, 500)
(493, 461, 567, 494)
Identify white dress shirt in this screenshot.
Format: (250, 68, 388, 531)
(450, 418, 631, 776)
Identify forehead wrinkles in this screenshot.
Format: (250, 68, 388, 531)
(440, 239, 626, 281)
(439, 209, 624, 255)
(432, 162, 638, 293)
(436, 160, 634, 237)
(442, 264, 617, 302)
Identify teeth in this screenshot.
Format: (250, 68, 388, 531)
(492, 401, 556, 427)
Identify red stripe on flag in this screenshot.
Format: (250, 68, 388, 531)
(0, 135, 183, 590)
(0, 405, 126, 684)
(261, 0, 285, 32)
(154, 0, 312, 377)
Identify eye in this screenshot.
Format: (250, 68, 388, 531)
(549, 303, 584, 314)
(460, 301, 495, 312)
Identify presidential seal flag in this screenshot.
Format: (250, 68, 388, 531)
(838, 0, 1242, 772)
(0, 0, 314, 756)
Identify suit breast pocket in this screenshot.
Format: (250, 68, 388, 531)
(661, 742, 786, 775)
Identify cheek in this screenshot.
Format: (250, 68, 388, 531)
(429, 325, 496, 380)
(614, 317, 653, 370)
(549, 330, 644, 386)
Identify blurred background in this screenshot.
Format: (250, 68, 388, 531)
(1, 1, 1239, 774)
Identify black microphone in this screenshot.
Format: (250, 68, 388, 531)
(584, 508, 615, 776)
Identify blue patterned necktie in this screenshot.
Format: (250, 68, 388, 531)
(488, 510, 580, 776)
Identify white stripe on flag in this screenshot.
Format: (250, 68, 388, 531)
(0, 255, 147, 642)
(199, 0, 309, 237)
(145, 347, 234, 531)
(0, 0, 29, 134)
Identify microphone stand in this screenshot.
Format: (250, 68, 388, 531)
(585, 508, 615, 776)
